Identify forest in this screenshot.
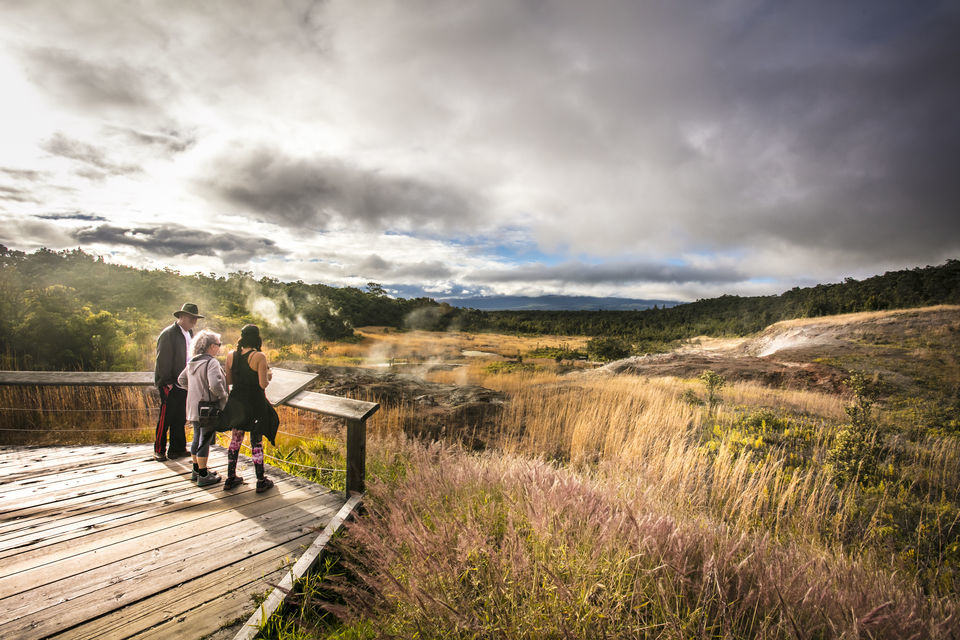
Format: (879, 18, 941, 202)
(1, 243, 958, 370)
(458, 258, 960, 341)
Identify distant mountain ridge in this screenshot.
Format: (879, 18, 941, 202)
(437, 295, 682, 311)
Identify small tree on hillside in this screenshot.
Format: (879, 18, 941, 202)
(828, 372, 885, 485)
(698, 369, 725, 408)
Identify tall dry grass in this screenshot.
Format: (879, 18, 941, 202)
(0, 385, 157, 445)
(323, 441, 959, 638)
(268, 328, 590, 368)
(480, 374, 842, 544)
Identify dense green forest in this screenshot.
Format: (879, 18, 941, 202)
(458, 259, 960, 346)
(1, 244, 957, 370)
(0, 245, 440, 370)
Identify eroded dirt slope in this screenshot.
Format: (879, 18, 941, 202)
(596, 305, 960, 395)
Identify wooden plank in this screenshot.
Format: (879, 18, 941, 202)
(0, 496, 338, 619)
(233, 493, 363, 640)
(264, 368, 320, 406)
(1, 445, 139, 464)
(0, 371, 154, 386)
(0, 461, 232, 561)
(1, 449, 155, 493)
(1, 448, 269, 534)
(5, 446, 150, 478)
(0, 476, 336, 580)
(48, 532, 313, 640)
(2, 449, 250, 530)
(125, 572, 287, 640)
(0, 442, 350, 639)
(0, 465, 196, 525)
(0, 499, 341, 640)
(0, 460, 193, 516)
(0, 475, 205, 547)
(0, 459, 338, 583)
(285, 389, 379, 422)
(0, 478, 341, 598)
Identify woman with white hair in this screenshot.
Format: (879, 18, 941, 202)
(177, 329, 228, 487)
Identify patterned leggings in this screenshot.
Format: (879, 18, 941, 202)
(226, 429, 265, 480)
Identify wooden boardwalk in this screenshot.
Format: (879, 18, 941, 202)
(0, 443, 348, 640)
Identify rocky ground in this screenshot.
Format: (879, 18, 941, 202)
(593, 305, 960, 398)
(594, 352, 850, 393)
(276, 306, 960, 442)
(275, 364, 507, 447)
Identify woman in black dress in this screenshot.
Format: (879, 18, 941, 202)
(223, 324, 278, 492)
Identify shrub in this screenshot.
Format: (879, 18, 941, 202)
(699, 369, 726, 407)
(586, 336, 631, 361)
(828, 372, 885, 485)
(484, 361, 538, 374)
(681, 388, 705, 406)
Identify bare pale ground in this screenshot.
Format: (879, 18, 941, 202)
(680, 305, 960, 358)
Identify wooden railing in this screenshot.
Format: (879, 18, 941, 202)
(0, 368, 379, 496)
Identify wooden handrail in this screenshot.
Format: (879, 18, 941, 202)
(0, 368, 379, 495)
(0, 371, 154, 386)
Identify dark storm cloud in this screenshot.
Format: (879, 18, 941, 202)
(354, 254, 453, 279)
(41, 133, 140, 177)
(72, 224, 285, 263)
(36, 212, 107, 222)
(203, 147, 483, 231)
(320, 1, 960, 267)
(703, 1, 960, 261)
(23, 46, 171, 110)
(468, 261, 747, 286)
(0, 216, 74, 247)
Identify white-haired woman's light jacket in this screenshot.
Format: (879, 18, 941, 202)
(177, 353, 228, 426)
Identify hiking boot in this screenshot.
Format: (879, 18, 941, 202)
(197, 473, 222, 488)
(255, 478, 274, 493)
(194, 468, 218, 482)
(223, 476, 245, 491)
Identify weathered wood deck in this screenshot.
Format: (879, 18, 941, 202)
(0, 443, 348, 640)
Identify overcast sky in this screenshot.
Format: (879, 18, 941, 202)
(1, 0, 957, 302)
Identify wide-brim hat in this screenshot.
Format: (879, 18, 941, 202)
(174, 303, 204, 319)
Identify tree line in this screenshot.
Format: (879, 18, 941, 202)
(1, 245, 957, 370)
(455, 260, 960, 346)
(0, 246, 439, 370)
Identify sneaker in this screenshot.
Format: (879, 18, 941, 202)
(255, 478, 274, 493)
(153, 453, 167, 462)
(167, 450, 190, 460)
(197, 473, 222, 488)
(191, 470, 198, 482)
(223, 476, 245, 491)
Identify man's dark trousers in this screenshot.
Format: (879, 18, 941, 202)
(154, 384, 187, 457)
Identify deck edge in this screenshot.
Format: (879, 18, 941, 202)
(231, 492, 364, 640)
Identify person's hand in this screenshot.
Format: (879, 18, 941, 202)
(267, 368, 273, 381)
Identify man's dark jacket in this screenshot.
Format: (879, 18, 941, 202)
(154, 322, 192, 388)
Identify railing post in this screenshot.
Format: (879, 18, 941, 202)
(345, 417, 366, 496)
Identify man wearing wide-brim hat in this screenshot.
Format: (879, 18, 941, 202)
(153, 303, 204, 461)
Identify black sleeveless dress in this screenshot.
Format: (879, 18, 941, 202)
(225, 350, 278, 444)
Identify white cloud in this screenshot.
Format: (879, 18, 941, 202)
(0, 0, 956, 302)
